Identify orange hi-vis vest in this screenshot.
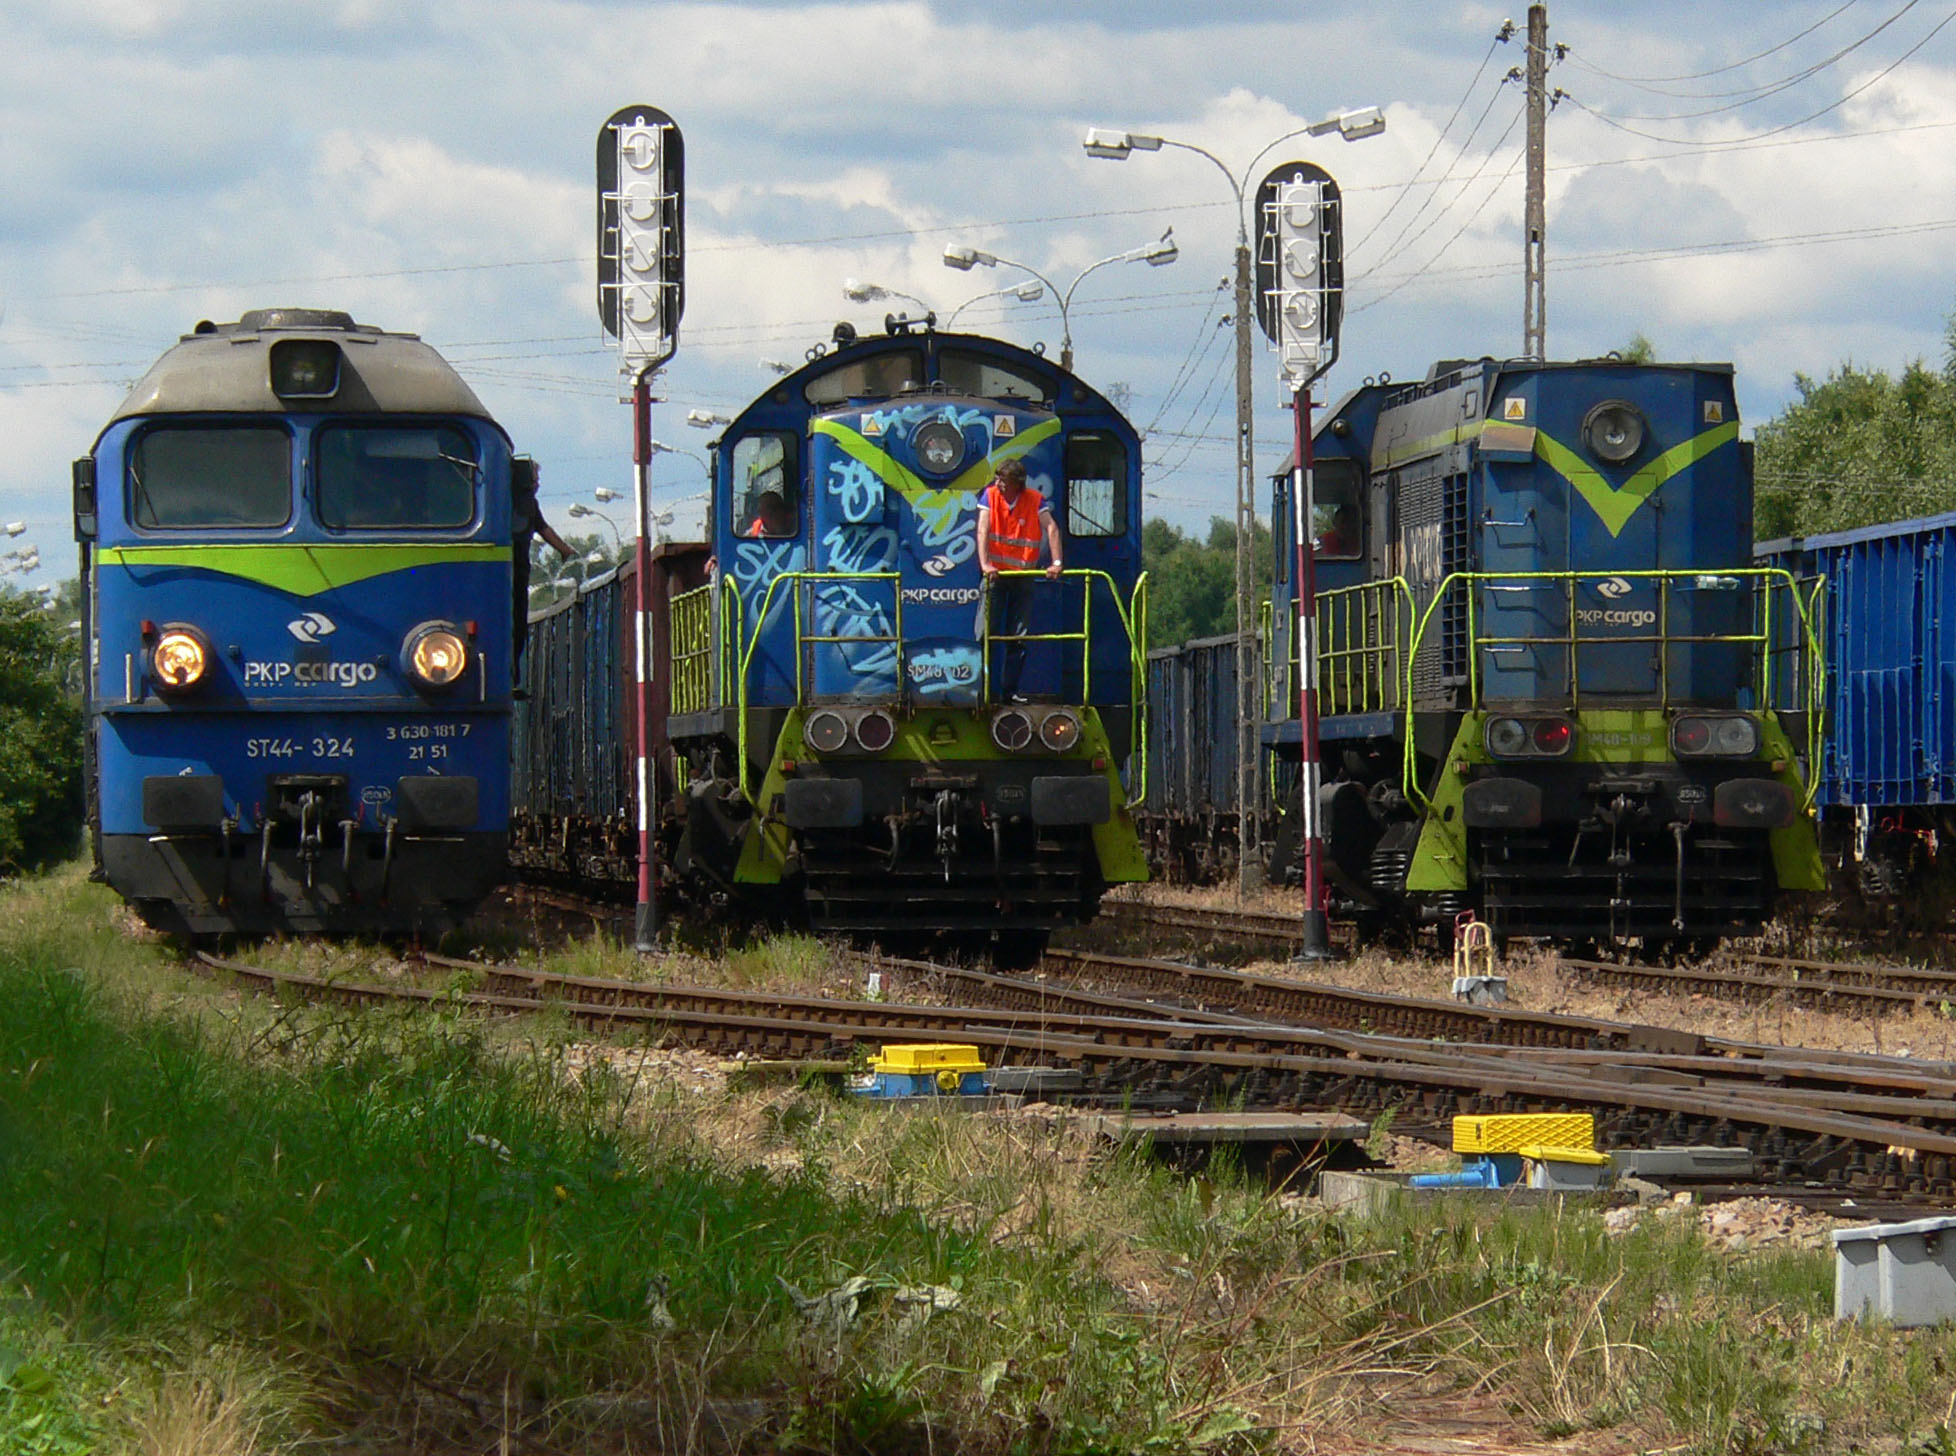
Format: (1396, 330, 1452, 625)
(985, 484, 1044, 567)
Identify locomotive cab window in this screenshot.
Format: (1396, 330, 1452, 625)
(130, 424, 292, 530)
(317, 423, 477, 530)
(1064, 432, 1127, 537)
(938, 349, 1052, 405)
(1311, 460, 1363, 560)
(732, 433, 799, 538)
(802, 350, 924, 406)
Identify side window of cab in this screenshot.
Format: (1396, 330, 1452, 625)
(731, 433, 799, 538)
(1064, 432, 1127, 538)
(1311, 459, 1363, 560)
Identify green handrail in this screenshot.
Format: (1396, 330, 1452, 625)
(1396, 567, 1825, 810)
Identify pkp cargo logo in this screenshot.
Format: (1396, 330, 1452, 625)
(1595, 577, 1633, 600)
(288, 611, 337, 643)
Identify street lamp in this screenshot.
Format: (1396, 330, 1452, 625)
(1085, 107, 1385, 891)
(843, 279, 930, 313)
(945, 280, 1045, 330)
(942, 232, 1177, 372)
(568, 501, 625, 555)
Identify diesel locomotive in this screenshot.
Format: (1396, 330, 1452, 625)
(515, 321, 1151, 961)
(1254, 356, 1827, 946)
(77, 308, 523, 936)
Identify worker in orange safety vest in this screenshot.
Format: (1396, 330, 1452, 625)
(974, 457, 1063, 701)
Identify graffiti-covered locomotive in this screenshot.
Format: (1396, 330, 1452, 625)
(77, 309, 523, 936)
(1146, 356, 1827, 947)
(515, 323, 1151, 960)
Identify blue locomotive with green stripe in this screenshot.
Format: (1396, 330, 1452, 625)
(1265, 356, 1824, 946)
(651, 322, 1149, 963)
(76, 308, 521, 936)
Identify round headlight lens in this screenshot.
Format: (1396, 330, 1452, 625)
(406, 624, 469, 688)
(1039, 709, 1081, 753)
(913, 420, 966, 476)
(1713, 717, 1760, 756)
(152, 627, 209, 693)
(1673, 717, 1712, 756)
(854, 709, 896, 753)
(1582, 400, 1647, 464)
(804, 709, 848, 754)
(1485, 717, 1529, 757)
(991, 709, 1034, 752)
(1532, 718, 1573, 755)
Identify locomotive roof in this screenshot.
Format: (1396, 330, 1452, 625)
(109, 308, 494, 422)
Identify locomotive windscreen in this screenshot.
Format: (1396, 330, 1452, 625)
(130, 424, 291, 529)
(316, 422, 478, 529)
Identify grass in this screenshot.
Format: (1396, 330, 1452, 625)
(7, 864, 1956, 1451)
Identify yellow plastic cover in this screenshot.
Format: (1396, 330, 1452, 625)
(1453, 1112, 1595, 1154)
(870, 1043, 987, 1075)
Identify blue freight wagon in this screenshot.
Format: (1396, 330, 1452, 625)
(1759, 510, 1956, 896)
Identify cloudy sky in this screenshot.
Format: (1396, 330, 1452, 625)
(5, 0, 1954, 593)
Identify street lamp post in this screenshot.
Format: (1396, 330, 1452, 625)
(567, 501, 625, 555)
(843, 280, 930, 313)
(942, 233, 1177, 372)
(1083, 108, 1383, 892)
(945, 280, 1046, 331)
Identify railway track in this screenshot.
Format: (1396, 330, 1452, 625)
(1561, 950, 1956, 1013)
(193, 949, 1956, 1200)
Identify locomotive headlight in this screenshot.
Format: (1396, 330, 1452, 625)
(1485, 717, 1529, 757)
(1673, 714, 1759, 758)
(912, 420, 966, 476)
(854, 709, 896, 753)
(404, 622, 469, 690)
(1581, 400, 1647, 464)
(1485, 715, 1573, 758)
(1713, 717, 1759, 756)
(991, 708, 1034, 752)
(804, 709, 849, 754)
(1039, 709, 1081, 752)
(1532, 718, 1573, 756)
(268, 338, 343, 400)
(151, 626, 210, 694)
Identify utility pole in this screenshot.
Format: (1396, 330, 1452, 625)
(1233, 240, 1261, 890)
(1523, 1, 1548, 360)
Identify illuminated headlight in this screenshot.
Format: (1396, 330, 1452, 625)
(1039, 709, 1081, 753)
(1673, 714, 1759, 759)
(1581, 399, 1646, 464)
(151, 625, 210, 694)
(1485, 715, 1574, 758)
(991, 709, 1034, 752)
(854, 709, 896, 753)
(268, 338, 343, 399)
(404, 622, 469, 689)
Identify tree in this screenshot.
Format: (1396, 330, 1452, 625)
(1618, 333, 1658, 364)
(1753, 305, 1956, 539)
(0, 591, 83, 874)
(1140, 516, 1273, 649)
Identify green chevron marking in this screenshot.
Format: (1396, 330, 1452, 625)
(814, 416, 1063, 513)
(97, 543, 509, 597)
(1532, 421, 1739, 537)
